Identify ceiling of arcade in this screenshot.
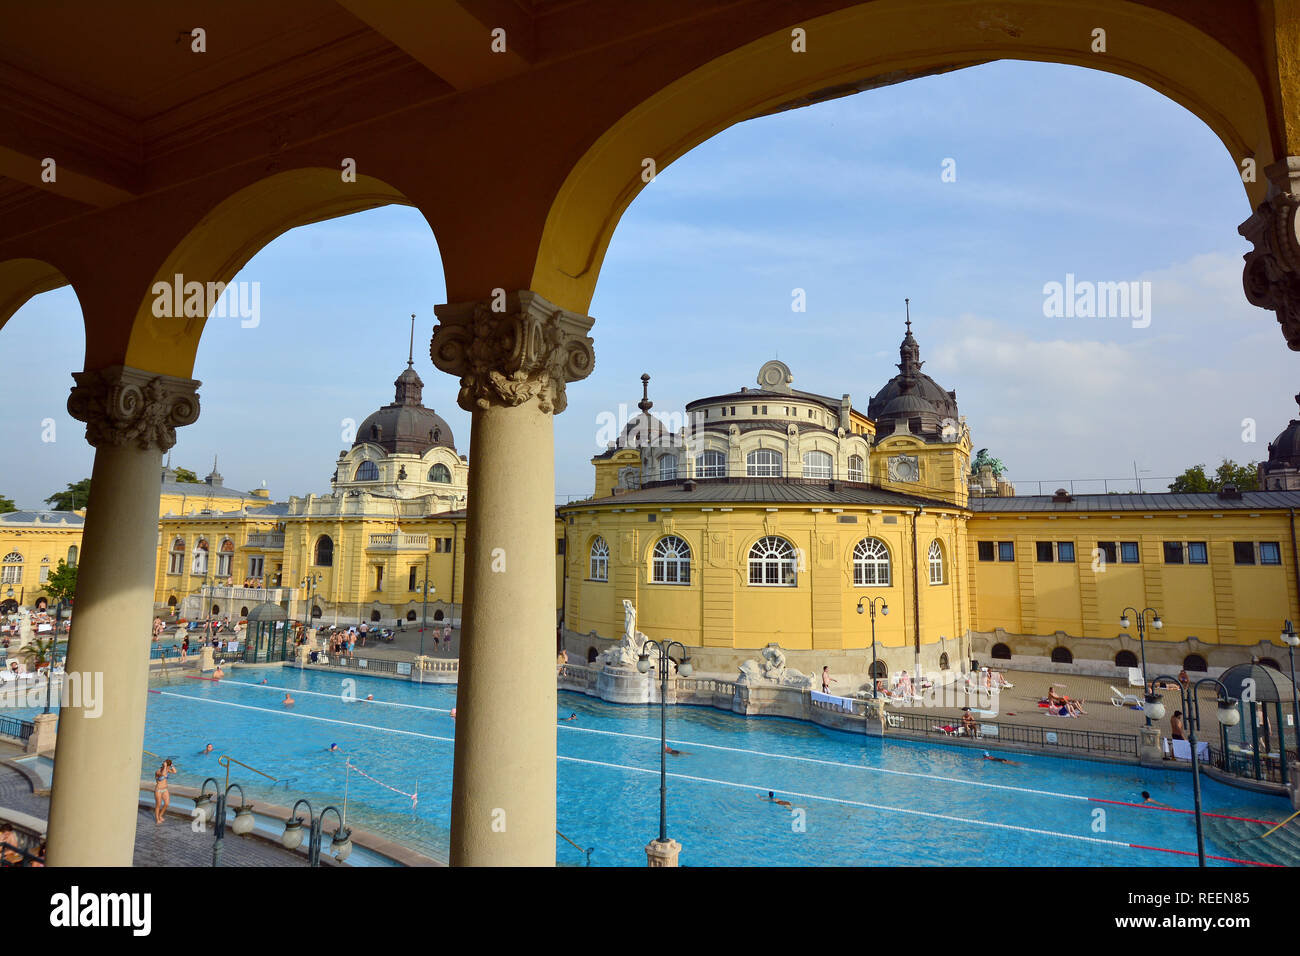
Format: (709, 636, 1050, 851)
(0, 0, 1293, 367)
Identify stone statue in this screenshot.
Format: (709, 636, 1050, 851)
(759, 642, 786, 679)
(736, 642, 814, 689)
(16, 607, 33, 649)
(601, 599, 648, 667)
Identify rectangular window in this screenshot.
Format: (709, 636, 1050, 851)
(1056, 541, 1075, 562)
(762, 406, 768, 414)
(1233, 541, 1255, 565)
(1035, 541, 1054, 562)
(997, 542, 1014, 562)
(1260, 542, 1282, 565)
(1162, 541, 1184, 564)
(752, 406, 758, 415)
(248, 556, 264, 578)
(375, 565, 384, 590)
(1097, 541, 1118, 565)
(1187, 541, 1208, 564)
(720, 407, 726, 416)
(730, 407, 735, 416)
(556, 538, 566, 556)
(1119, 541, 1140, 563)
(39, 565, 49, 584)
(409, 566, 418, 590)
(977, 541, 995, 562)
(217, 553, 232, 577)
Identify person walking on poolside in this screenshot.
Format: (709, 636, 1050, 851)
(759, 791, 792, 808)
(1170, 710, 1186, 741)
(821, 666, 836, 694)
(961, 708, 978, 737)
(153, 759, 177, 825)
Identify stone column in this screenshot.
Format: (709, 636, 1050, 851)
(645, 837, 681, 866)
(46, 366, 199, 866)
(1239, 157, 1300, 350)
(432, 290, 594, 866)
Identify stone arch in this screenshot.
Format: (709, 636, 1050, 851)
(991, 643, 1012, 660)
(1051, 646, 1074, 664)
(119, 168, 425, 376)
(0, 257, 77, 337)
(531, 2, 1272, 312)
(1183, 653, 1208, 672)
(1115, 650, 1138, 668)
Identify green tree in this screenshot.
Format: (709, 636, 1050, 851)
(172, 467, 201, 483)
(970, 448, 1006, 478)
(44, 559, 76, 604)
(1168, 458, 1259, 493)
(0, 493, 16, 513)
(44, 478, 91, 511)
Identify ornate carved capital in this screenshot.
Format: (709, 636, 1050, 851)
(1239, 157, 1300, 350)
(67, 365, 201, 451)
(430, 290, 595, 414)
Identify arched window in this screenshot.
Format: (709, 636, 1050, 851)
(312, 605, 323, 619)
(240, 606, 249, 617)
(587, 646, 599, 664)
(1183, 654, 1208, 672)
(1, 551, 22, 585)
(217, 538, 235, 577)
(1115, 650, 1138, 668)
(1051, 646, 1074, 664)
(928, 539, 944, 585)
(433, 609, 444, 621)
(802, 450, 832, 479)
(746, 448, 783, 477)
(853, 538, 890, 586)
(191, 538, 209, 575)
(589, 537, 609, 581)
(66, 545, 78, 567)
(314, 535, 334, 567)
(167, 595, 178, 607)
(939, 652, 950, 670)
(370, 610, 382, 622)
(652, 535, 691, 585)
(695, 450, 725, 478)
(168, 537, 185, 575)
(211, 604, 221, 616)
(869, 660, 889, 679)
(991, 643, 1012, 660)
(657, 454, 678, 481)
(428, 463, 451, 483)
(748, 536, 797, 586)
(847, 455, 865, 482)
(355, 460, 379, 481)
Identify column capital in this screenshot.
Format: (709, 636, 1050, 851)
(1239, 157, 1300, 350)
(430, 290, 595, 414)
(67, 365, 201, 451)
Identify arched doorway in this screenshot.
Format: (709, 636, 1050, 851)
(1051, 647, 1074, 664)
(1115, 650, 1138, 668)
(1183, 654, 1208, 672)
(991, 643, 1012, 660)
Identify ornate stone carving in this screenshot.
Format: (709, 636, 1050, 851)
(67, 365, 200, 451)
(430, 290, 595, 413)
(1239, 158, 1300, 350)
(887, 454, 920, 482)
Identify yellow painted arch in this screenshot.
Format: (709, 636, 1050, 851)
(532, 0, 1275, 313)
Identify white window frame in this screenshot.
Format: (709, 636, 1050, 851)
(589, 537, 609, 581)
(853, 538, 890, 587)
(928, 539, 944, 585)
(651, 535, 691, 585)
(695, 450, 725, 478)
(802, 450, 832, 480)
(658, 454, 678, 481)
(746, 448, 783, 477)
(748, 536, 797, 586)
(847, 455, 865, 482)
(191, 539, 209, 575)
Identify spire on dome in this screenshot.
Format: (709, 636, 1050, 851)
(394, 313, 425, 405)
(897, 298, 922, 383)
(407, 313, 416, 369)
(638, 373, 653, 414)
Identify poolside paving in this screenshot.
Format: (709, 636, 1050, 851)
(0, 761, 316, 866)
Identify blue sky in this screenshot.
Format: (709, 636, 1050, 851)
(1, 60, 1293, 508)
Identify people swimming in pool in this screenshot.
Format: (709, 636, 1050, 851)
(664, 744, 690, 756)
(1141, 791, 1172, 808)
(282, 693, 294, 707)
(759, 791, 792, 808)
(982, 751, 1020, 765)
(212, 666, 224, 680)
(328, 743, 341, 752)
(561, 713, 578, 722)
(198, 743, 214, 756)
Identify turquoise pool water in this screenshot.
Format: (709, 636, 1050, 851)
(19, 666, 1296, 866)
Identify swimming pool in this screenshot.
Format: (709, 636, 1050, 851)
(20, 666, 1297, 866)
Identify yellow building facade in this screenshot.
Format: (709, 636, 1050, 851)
(561, 325, 1300, 679)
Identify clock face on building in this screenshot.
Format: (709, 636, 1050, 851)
(889, 455, 920, 482)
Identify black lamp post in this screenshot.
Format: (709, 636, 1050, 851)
(1144, 675, 1240, 866)
(856, 595, 889, 696)
(1281, 620, 1299, 752)
(1120, 606, 1162, 724)
(281, 798, 351, 866)
(417, 558, 435, 657)
(196, 777, 256, 867)
(637, 639, 692, 845)
(301, 572, 321, 641)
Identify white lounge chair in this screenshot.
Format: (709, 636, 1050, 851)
(1110, 686, 1143, 708)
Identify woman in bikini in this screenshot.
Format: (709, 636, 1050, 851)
(153, 758, 177, 825)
